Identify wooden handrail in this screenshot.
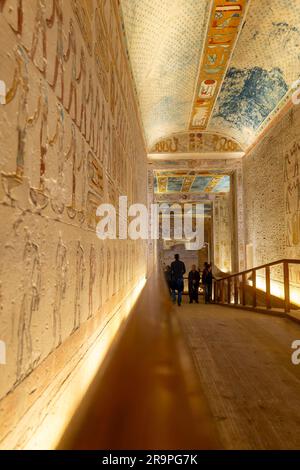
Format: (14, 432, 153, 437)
(215, 259, 300, 281)
(58, 268, 220, 450)
(214, 258, 300, 315)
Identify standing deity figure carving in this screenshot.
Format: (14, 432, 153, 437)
(98, 246, 104, 309)
(29, 82, 50, 209)
(73, 242, 85, 332)
(77, 48, 89, 136)
(88, 245, 96, 319)
(76, 137, 86, 223)
(16, 234, 41, 384)
(2, 45, 43, 204)
(65, 123, 78, 219)
(46, 0, 64, 101)
(64, 18, 78, 120)
(1, 46, 29, 199)
(29, 0, 47, 76)
(49, 103, 65, 214)
(53, 238, 67, 348)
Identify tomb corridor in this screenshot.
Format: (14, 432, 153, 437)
(1, 0, 300, 451)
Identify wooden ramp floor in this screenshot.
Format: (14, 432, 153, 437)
(177, 298, 300, 449)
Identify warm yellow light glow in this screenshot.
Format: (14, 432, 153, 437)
(22, 277, 146, 450)
(250, 275, 300, 307)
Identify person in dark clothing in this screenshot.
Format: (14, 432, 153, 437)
(170, 254, 186, 306)
(202, 262, 208, 286)
(188, 264, 200, 303)
(204, 264, 214, 303)
(202, 262, 208, 276)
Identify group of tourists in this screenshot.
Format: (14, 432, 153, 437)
(164, 255, 214, 306)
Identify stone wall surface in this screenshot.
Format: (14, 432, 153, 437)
(0, 0, 147, 448)
(213, 194, 232, 273)
(243, 105, 300, 278)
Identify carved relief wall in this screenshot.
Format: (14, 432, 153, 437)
(243, 104, 300, 283)
(213, 194, 232, 273)
(0, 0, 147, 448)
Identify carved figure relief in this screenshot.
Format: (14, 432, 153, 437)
(73, 242, 85, 332)
(29, 0, 47, 76)
(0, 0, 148, 404)
(98, 245, 104, 309)
(53, 237, 67, 348)
(284, 139, 300, 248)
(46, 0, 64, 101)
(88, 244, 96, 319)
(16, 234, 41, 384)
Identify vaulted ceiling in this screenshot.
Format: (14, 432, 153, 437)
(120, 0, 300, 155)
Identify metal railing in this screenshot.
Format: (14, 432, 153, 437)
(214, 259, 300, 314)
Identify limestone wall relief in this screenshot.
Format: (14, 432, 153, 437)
(0, 0, 147, 407)
(213, 194, 232, 273)
(243, 106, 300, 283)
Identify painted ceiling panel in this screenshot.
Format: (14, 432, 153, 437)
(189, 0, 249, 130)
(154, 171, 230, 194)
(120, 0, 210, 147)
(190, 176, 212, 192)
(121, 0, 300, 152)
(211, 175, 231, 192)
(210, 0, 300, 146)
(167, 177, 184, 192)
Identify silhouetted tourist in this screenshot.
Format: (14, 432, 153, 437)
(202, 262, 209, 303)
(203, 261, 209, 272)
(204, 264, 214, 304)
(170, 254, 186, 307)
(202, 262, 208, 285)
(188, 264, 200, 304)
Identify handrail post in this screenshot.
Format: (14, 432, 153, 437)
(234, 276, 238, 305)
(227, 278, 231, 304)
(252, 269, 257, 308)
(241, 273, 246, 306)
(221, 280, 224, 304)
(265, 266, 271, 310)
(284, 261, 290, 313)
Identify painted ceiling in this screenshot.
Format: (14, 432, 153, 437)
(120, 0, 300, 152)
(154, 170, 230, 194)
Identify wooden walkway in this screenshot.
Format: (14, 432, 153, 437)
(178, 299, 300, 449)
